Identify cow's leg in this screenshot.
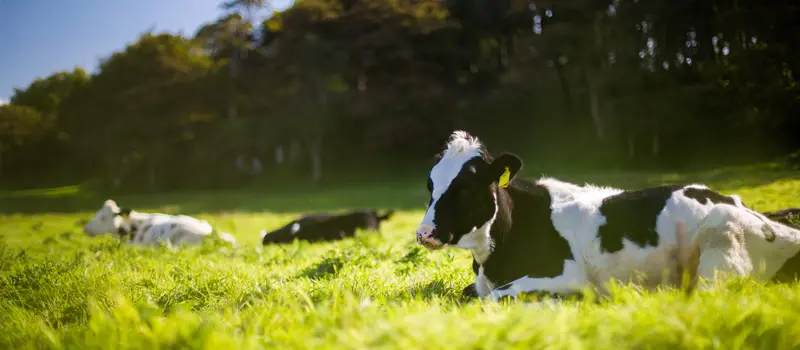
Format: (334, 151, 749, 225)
(487, 260, 587, 302)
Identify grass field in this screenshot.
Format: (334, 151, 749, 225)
(2, 161, 800, 349)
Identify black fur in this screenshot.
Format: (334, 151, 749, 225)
(683, 187, 738, 206)
(480, 180, 575, 288)
(597, 185, 683, 253)
(262, 209, 395, 245)
(461, 283, 479, 299)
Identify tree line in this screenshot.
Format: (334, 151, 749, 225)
(1, 0, 798, 191)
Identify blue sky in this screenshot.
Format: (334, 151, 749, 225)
(0, 0, 293, 102)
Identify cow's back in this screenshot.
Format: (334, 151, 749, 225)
(576, 185, 741, 289)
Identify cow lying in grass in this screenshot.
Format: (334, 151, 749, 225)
(83, 199, 237, 248)
(416, 130, 800, 301)
(261, 209, 395, 244)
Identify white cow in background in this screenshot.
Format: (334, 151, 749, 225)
(83, 199, 237, 248)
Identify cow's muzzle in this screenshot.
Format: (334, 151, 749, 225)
(416, 225, 451, 250)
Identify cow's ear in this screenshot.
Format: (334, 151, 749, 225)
(484, 153, 523, 188)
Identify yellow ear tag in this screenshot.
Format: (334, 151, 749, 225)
(498, 166, 511, 188)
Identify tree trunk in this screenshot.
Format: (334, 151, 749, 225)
(148, 159, 157, 190)
(627, 133, 635, 159)
(251, 156, 262, 174)
(227, 46, 239, 120)
(309, 137, 322, 183)
(275, 145, 285, 165)
(289, 138, 303, 163)
(583, 67, 604, 140)
(498, 35, 509, 70)
(651, 129, 660, 157)
(554, 62, 573, 116)
(0, 139, 4, 178)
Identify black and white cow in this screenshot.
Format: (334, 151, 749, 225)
(83, 199, 237, 248)
(416, 130, 800, 301)
(261, 209, 395, 244)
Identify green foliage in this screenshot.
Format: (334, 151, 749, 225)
(1, 168, 800, 348)
(0, 105, 44, 148)
(10, 68, 89, 126)
(4, 0, 800, 188)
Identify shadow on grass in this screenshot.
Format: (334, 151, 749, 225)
(2, 160, 798, 215)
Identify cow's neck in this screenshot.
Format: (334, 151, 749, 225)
(117, 220, 137, 240)
(469, 185, 513, 265)
(116, 213, 147, 240)
(480, 179, 576, 288)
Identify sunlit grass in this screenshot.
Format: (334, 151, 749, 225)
(0, 184, 84, 199)
(2, 165, 800, 349)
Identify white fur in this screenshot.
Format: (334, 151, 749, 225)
(487, 178, 800, 300)
(418, 132, 483, 232)
(83, 199, 237, 248)
(475, 266, 495, 297)
(489, 260, 586, 301)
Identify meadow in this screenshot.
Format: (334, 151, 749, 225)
(2, 160, 800, 349)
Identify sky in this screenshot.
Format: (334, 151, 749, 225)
(0, 0, 293, 100)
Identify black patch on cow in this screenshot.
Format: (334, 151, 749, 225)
(262, 209, 395, 245)
(496, 283, 512, 291)
(683, 188, 737, 206)
(170, 223, 177, 230)
(480, 181, 575, 288)
(117, 222, 142, 241)
(597, 185, 684, 253)
(772, 249, 800, 284)
(471, 258, 479, 275)
(461, 283, 478, 299)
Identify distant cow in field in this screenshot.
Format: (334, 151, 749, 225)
(261, 209, 395, 244)
(416, 130, 800, 301)
(83, 199, 237, 248)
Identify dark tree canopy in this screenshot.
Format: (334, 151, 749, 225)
(3, 0, 799, 189)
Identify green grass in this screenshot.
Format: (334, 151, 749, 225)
(2, 162, 800, 349)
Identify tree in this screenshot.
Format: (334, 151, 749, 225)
(0, 104, 44, 176)
(70, 32, 218, 189)
(10, 68, 90, 125)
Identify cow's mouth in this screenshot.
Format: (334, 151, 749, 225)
(418, 232, 453, 250)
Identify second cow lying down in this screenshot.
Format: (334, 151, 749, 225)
(261, 209, 395, 244)
(83, 199, 237, 248)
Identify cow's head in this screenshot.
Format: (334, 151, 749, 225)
(83, 199, 131, 237)
(416, 131, 522, 250)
